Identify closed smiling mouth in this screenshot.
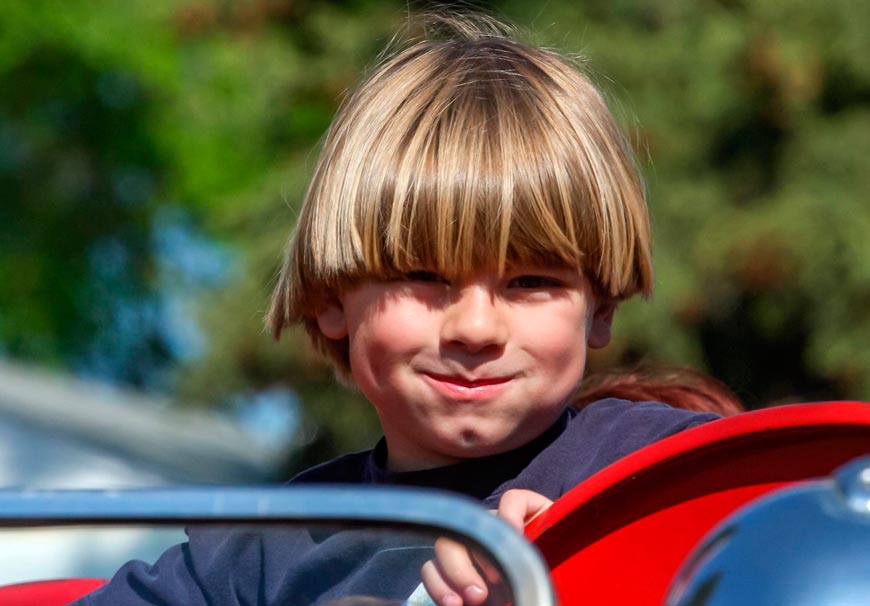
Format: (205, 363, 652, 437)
(421, 372, 514, 398)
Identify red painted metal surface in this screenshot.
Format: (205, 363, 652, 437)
(0, 578, 105, 605)
(525, 401, 870, 606)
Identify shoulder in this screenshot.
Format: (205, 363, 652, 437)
(288, 449, 374, 484)
(491, 400, 718, 503)
(569, 398, 719, 457)
(575, 397, 719, 426)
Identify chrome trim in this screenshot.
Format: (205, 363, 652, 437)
(668, 456, 870, 605)
(836, 455, 870, 515)
(0, 485, 555, 606)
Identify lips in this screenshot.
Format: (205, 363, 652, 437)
(422, 372, 514, 400)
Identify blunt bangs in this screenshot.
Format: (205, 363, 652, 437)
(367, 49, 591, 280)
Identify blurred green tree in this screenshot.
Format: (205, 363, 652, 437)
(0, 4, 174, 386)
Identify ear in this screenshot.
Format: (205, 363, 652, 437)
(587, 300, 616, 349)
(316, 300, 348, 340)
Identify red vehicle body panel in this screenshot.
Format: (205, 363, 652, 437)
(0, 578, 105, 605)
(526, 401, 870, 605)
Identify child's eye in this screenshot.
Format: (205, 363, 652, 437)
(404, 270, 448, 284)
(509, 275, 563, 289)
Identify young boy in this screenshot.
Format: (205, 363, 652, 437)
(78, 15, 718, 606)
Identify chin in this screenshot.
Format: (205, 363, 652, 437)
(446, 433, 519, 459)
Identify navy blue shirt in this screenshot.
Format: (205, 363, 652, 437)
(76, 399, 718, 605)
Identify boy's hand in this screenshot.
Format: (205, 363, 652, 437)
(420, 489, 553, 606)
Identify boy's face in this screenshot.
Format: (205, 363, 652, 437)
(316, 266, 615, 472)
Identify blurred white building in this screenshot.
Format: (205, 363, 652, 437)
(0, 360, 285, 487)
(0, 360, 289, 584)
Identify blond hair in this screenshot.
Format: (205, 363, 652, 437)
(267, 15, 653, 378)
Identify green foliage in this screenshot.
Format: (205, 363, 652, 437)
(0, 2, 175, 382)
(3, 0, 868, 471)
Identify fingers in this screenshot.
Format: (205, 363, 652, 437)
(420, 536, 487, 606)
(419, 490, 553, 606)
(421, 559, 463, 606)
(496, 489, 553, 532)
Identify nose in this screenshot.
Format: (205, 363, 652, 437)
(440, 283, 508, 353)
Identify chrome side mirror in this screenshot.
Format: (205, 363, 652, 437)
(0, 486, 556, 606)
(668, 456, 870, 605)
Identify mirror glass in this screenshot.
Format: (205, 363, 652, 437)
(0, 522, 512, 606)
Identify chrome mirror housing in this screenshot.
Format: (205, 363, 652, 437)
(667, 456, 870, 605)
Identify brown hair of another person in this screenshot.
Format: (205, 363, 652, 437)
(573, 364, 744, 416)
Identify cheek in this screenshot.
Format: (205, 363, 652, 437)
(519, 305, 590, 374)
(346, 301, 432, 378)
